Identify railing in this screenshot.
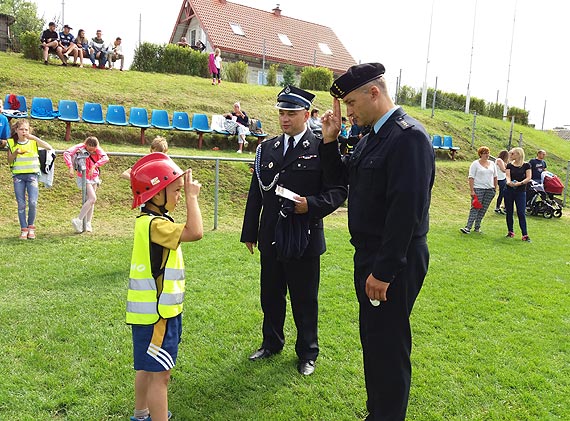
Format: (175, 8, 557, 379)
(55, 150, 254, 230)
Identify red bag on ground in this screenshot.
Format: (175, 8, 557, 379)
(472, 195, 483, 209)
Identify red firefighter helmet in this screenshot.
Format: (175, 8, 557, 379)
(130, 152, 184, 209)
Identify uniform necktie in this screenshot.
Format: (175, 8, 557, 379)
(284, 136, 294, 157)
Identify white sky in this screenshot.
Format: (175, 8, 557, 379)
(35, 0, 568, 129)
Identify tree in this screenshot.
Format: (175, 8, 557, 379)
(0, 0, 44, 50)
(281, 64, 297, 87)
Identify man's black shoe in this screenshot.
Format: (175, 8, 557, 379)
(297, 359, 315, 376)
(249, 348, 277, 361)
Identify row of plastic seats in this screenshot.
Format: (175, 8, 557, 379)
(432, 134, 460, 159)
(2, 95, 267, 147)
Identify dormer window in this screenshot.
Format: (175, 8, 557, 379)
(230, 23, 245, 36)
(278, 33, 292, 46)
(318, 43, 332, 55)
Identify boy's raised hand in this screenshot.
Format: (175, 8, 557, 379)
(184, 168, 201, 198)
(321, 98, 342, 143)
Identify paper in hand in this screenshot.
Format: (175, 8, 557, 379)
(275, 185, 301, 203)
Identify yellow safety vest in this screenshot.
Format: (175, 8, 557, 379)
(8, 139, 40, 174)
(126, 214, 185, 325)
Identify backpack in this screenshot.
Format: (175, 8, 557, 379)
(248, 118, 263, 134)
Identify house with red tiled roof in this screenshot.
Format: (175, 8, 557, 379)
(169, 0, 356, 84)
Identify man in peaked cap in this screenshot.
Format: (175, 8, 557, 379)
(320, 63, 435, 420)
(240, 86, 346, 376)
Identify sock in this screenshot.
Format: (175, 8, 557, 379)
(134, 408, 150, 420)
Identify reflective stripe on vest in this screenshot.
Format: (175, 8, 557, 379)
(8, 139, 40, 174)
(126, 214, 185, 325)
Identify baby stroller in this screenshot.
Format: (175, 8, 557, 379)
(526, 172, 564, 218)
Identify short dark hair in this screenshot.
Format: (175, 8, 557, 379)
(116, 37, 122, 41)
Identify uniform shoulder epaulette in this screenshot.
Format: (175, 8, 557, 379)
(395, 115, 414, 130)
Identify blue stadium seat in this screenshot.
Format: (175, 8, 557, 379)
(248, 119, 268, 141)
(58, 100, 80, 122)
(129, 107, 151, 145)
(172, 111, 193, 131)
(82, 102, 105, 124)
(190, 113, 212, 149)
(432, 135, 443, 149)
(2, 94, 28, 118)
(443, 135, 460, 151)
(30, 97, 58, 120)
(151, 109, 173, 130)
(129, 107, 151, 128)
(106, 104, 128, 126)
(58, 99, 80, 141)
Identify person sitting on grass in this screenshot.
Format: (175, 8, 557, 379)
(59, 24, 79, 66)
(127, 152, 203, 421)
(89, 29, 107, 69)
(40, 22, 65, 65)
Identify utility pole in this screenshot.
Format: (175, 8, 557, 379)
(503, 0, 518, 120)
(465, 0, 478, 114)
(431, 76, 438, 118)
(61, 0, 65, 24)
(421, 0, 435, 110)
(541, 100, 547, 131)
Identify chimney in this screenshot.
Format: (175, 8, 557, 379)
(272, 4, 281, 17)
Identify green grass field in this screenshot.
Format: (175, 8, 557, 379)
(0, 52, 569, 420)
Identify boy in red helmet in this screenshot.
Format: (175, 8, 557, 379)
(127, 152, 203, 421)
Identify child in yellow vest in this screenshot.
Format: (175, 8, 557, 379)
(7, 119, 53, 239)
(127, 153, 203, 421)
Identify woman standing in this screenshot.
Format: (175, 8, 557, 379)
(504, 147, 532, 241)
(494, 150, 509, 214)
(460, 146, 497, 234)
(7, 119, 53, 239)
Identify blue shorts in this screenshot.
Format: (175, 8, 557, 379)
(132, 314, 182, 372)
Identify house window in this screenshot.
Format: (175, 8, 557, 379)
(190, 30, 196, 46)
(278, 34, 292, 47)
(318, 43, 332, 55)
(230, 23, 245, 36)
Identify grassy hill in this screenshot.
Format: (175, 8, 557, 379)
(1, 52, 569, 420)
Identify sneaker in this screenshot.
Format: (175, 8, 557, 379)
(459, 227, 470, 234)
(130, 410, 172, 421)
(71, 218, 84, 233)
(27, 225, 36, 240)
(494, 208, 501, 214)
(522, 235, 531, 242)
(79, 64, 84, 68)
(244, 140, 249, 147)
(19, 228, 28, 240)
(236, 150, 242, 154)
(473, 228, 482, 233)
(92, 64, 97, 69)
(44, 60, 48, 65)
(506, 231, 515, 238)
(85, 222, 93, 233)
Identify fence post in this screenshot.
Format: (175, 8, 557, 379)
(471, 111, 477, 148)
(518, 132, 523, 147)
(507, 116, 515, 149)
(562, 161, 570, 207)
(213, 158, 220, 230)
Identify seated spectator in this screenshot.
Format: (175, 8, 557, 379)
(228, 102, 249, 153)
(89, 29, 107, 69)
(59, 24, 79, 66)
(74, 29, 90, 68)
(107, 37, 125, 71)
(191, 40, 206, 52)
(40, 22, 65, 66)
(308, 108, 322, 133)
(176, 36, 190, 47)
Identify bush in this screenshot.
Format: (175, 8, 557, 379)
(223, 60, 248, 83)
(281, 64, 296, 87)
(19, 30, 41, 60)
(131, 42, 208, 76)
(300, 66, 333, 91)
(266, 63, 278, 86)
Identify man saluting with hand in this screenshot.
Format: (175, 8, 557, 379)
(319, 63, 435, 420)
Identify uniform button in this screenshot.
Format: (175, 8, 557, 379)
(281, 170, 285, 173)
(278, 198, 283, 202)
